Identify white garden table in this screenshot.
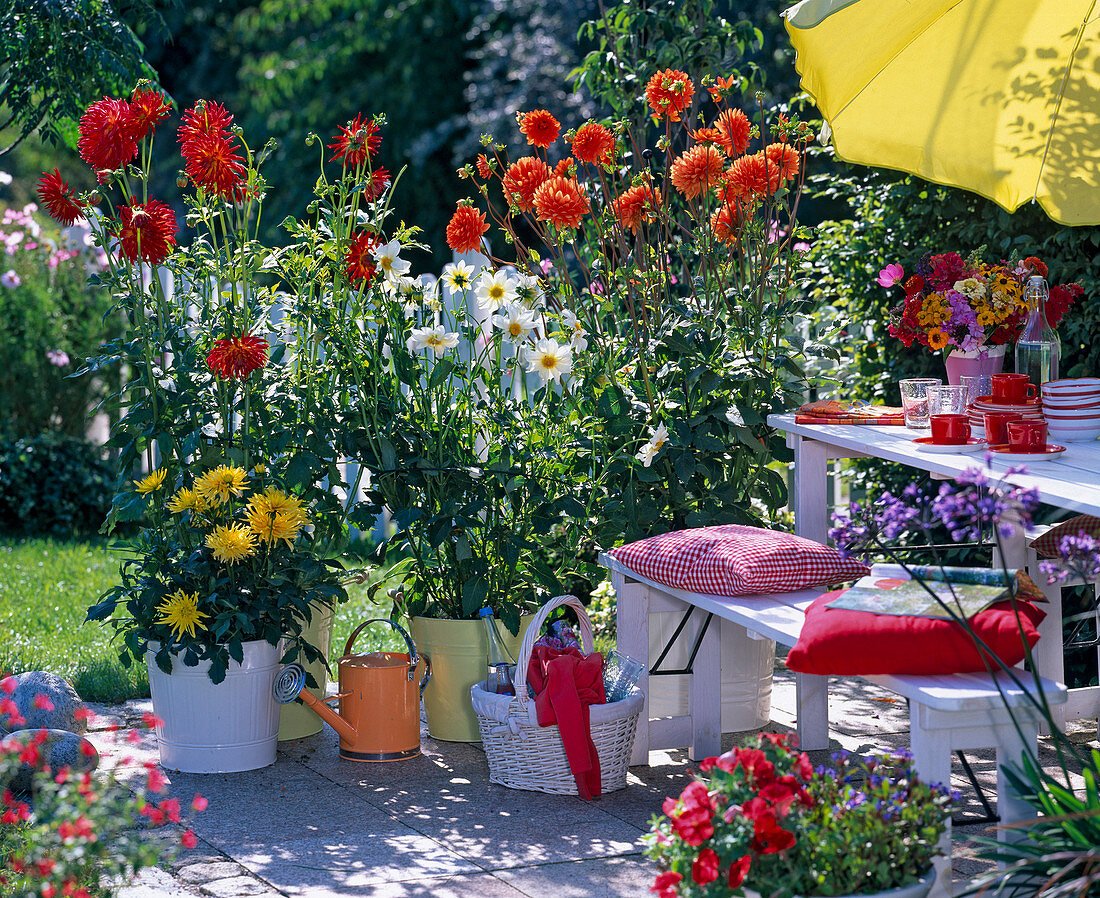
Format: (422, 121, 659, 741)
(767, 413, 1100, 726)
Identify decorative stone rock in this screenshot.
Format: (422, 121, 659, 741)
(4, 671, 88, 735)
(2, 728, 99, 794)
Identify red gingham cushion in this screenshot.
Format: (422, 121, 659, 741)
(1030, 515, 1100, 559)
(609, 525, 869, 596)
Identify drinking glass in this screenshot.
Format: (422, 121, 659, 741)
(899, 378, 941, 429)
(959, 374, 992, 405)
(927, 384, 971, 416)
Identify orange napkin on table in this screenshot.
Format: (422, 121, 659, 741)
(795, 399, 906, 426)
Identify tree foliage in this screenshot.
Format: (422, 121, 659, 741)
(0, 0, 169, 156)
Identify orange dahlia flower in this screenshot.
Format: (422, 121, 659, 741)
(502, 157, 551, 212)
(533, 176, 589, 230)
(78, 97, 139, 176)
(645, 69, 694, 122)
(115, 198, 178, 265)
(715, 108, 752, 157)
(572, 122, 615, 165)
(519, 110, 560, 148)
(724, 152, 781, 201)
(328, 114, 381, 167)
(476, 154, 492, 180)
(612, 183, 658, 235)
(36, 169, 84, 226)
(707, 75, 738, 102)
(710, 204, 745, 245)
(446, 204, 489, 254)
(765, 143, 801, 183)
(670, 145, 724, 200)
(206, 333, 269, 380)
(690, 126, 725, 148)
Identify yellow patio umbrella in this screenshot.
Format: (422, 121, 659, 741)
(784, 0, 1100, 225)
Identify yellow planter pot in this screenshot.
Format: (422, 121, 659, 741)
(278, 603, 336, 741)
(411, 614, 533, 743)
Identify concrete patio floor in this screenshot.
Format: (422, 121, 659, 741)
(85, 665, 1099, 898)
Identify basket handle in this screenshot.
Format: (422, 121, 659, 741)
(343, 618, 420, 683)
(512, 595, 595, 701)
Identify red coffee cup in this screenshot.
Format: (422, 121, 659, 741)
(930, 413, 970, 444)
(991, 373, 1038, 403)
(983, 411, 1023, 445)
(1006, 419, 1048, 452)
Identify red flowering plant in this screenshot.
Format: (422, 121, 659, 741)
(268, 114, 605, 630)
(645, 735, 952, 897)
(0, 684, 205, 896)
(40, 84, 350, 682)
(879, 250, 1081, 354)
(448, 69, 838, 550)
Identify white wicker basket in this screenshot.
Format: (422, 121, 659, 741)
(470, 594, 643, 795)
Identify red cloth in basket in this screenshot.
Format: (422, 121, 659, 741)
(527, 645, 606, 800)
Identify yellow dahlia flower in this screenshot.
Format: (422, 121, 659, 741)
(155, 589, 208, 640)
(167, 487, 207, 514)
(134, 468, 167, 495)
(194, 464, 249, 506)
(205, 524, 257, 564)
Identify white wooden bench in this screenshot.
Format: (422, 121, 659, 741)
(602, 553, 1067, 895)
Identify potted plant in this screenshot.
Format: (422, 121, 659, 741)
(37, 87, 359, 766)
(645, 733, 952, 897)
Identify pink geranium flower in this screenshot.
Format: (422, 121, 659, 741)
(876, 263, 904, 288)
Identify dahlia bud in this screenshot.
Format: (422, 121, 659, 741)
(87, 191, 102, 206)
(176, 175, 188, 189)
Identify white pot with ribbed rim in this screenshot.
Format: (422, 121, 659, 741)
(146, 639, 282, 773)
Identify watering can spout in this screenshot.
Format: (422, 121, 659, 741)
(296, 690, 359, 744)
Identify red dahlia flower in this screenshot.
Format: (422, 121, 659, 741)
(670, 145, 724, 200)
(78, 97, 139, 177)
(36, 169, 85, 225)
(178, 100, 235, 145)
(519, 109, 560, 148)
(181, 130, 247, 199)
(206, 333, 269, 380)
(128, 85, 172, 142)
(345, 232, 380, 284)
(445, 204, 489, 254)
(328, 114, 381, 167)
(115, 199, 178, 264)
(361, 167, 391, 202)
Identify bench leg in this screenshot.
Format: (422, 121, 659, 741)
(795, 673, 829, 751)
(689, 616, 722, 761)
(615, 573, 652, 766)
(909, 708, 954, 898)
(993, 720, 1038, 837)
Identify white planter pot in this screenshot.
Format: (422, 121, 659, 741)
(146, 639, 282, 773)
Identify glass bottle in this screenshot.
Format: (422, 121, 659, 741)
(479, 608, 516, 695)
(1014, 275, 1060, 387)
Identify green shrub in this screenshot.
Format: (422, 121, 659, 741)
(0, 202, 118, 437)
(0, 433, 113, 537)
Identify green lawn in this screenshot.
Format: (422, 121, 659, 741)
(0, 538, 403, 704)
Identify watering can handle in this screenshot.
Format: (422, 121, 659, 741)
(344, 618, 421, 683)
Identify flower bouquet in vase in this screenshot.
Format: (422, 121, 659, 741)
(879, 252, 1081, 386)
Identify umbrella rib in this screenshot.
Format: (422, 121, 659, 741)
(1032, 0, 1097, 204)
(830, 0, 968, 121)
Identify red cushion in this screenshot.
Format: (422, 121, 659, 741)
(1030, 515, 1100, 559)
(786, 588, 1046, 676)
(609, 525, 869, 597)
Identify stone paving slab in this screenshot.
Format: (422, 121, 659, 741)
(98, 662, 1099, 898)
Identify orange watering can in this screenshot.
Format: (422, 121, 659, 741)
(273, 618, 430, 762)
